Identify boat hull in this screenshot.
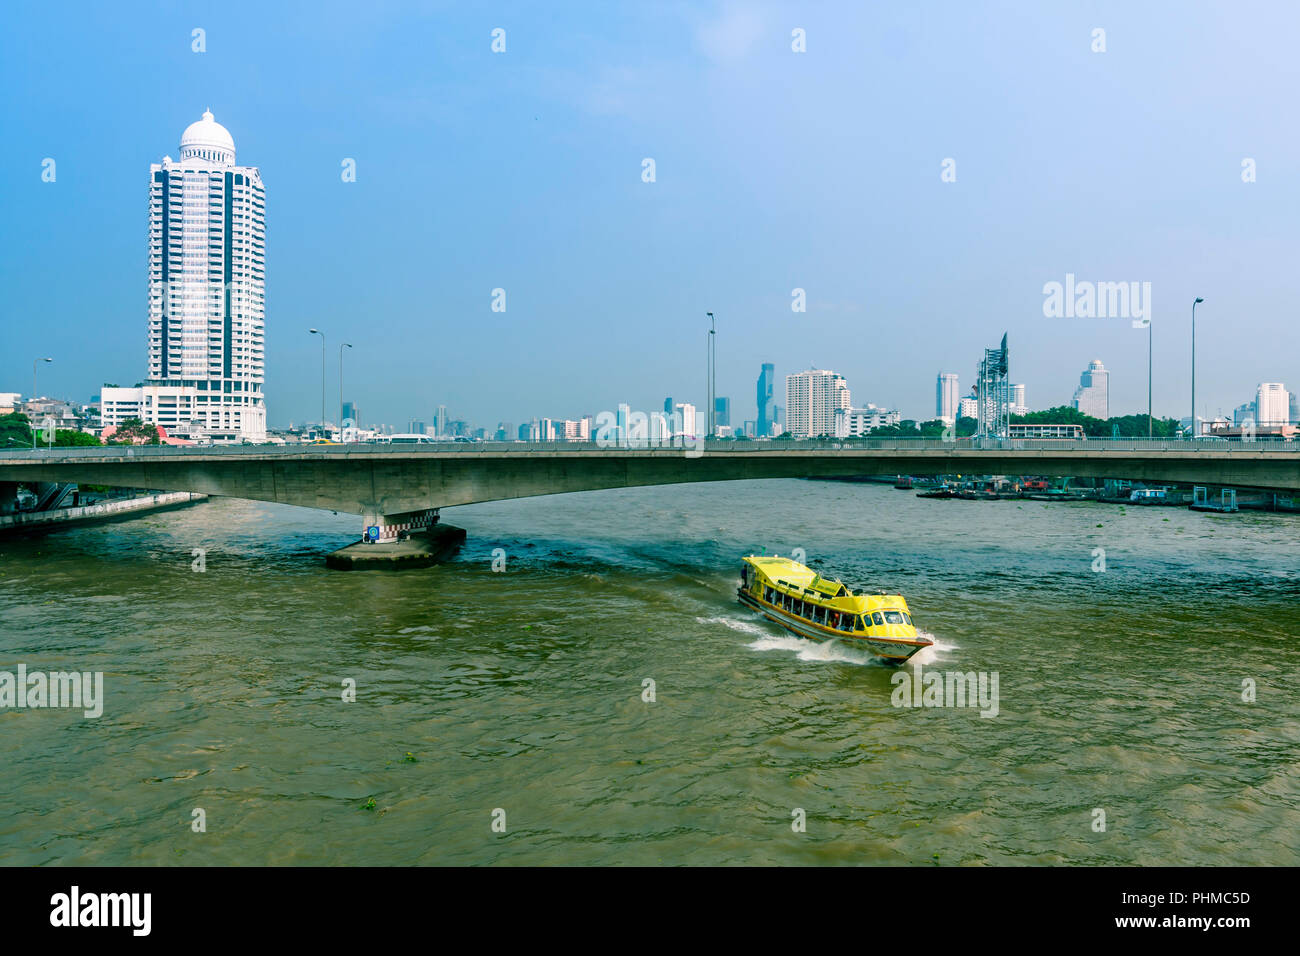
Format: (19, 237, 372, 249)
(738, 590, 929, 663)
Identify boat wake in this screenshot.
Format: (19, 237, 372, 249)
(744, 628, 955, 668)
(697, 615, 772, 638)
(700, 614, 956, 668)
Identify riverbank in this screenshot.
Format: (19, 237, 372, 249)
(0, 491, 208, 538)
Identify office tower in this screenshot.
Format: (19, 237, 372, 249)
(433, 405, 448, 437)
(102, 110, 266, 441)
(714, 396, 730, 428)
(1072, 359, 1109, 419)
(673, 403, 697, 438)
(1256, 383, 1289, 426)
(756, 363, 775, 437)
(663, 396, 673, 414)
(408, 419, 425, 435)
(936, 372, 959, 423)
(1011, 383, 1027, 416)
(341, 401, 359, 426)
(784, 369, 851, 438)
(958, 397, 979, 420)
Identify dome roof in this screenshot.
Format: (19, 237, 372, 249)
(179, 110, 235, 164)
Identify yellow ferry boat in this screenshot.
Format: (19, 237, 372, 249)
(738, 555, 932, 663)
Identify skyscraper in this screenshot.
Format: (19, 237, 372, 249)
(936, 372, 959, 423)
(1256, 383, 1289, 426)
(103, 110, 266, 441)
(785, 369, 851, 438)
(1072, 360, 1109, 419)
(673, 403, 697, 438)
(756, 363, 775, 437)
(1011, 383, 1027, 416)
(714, 396, 730, 428)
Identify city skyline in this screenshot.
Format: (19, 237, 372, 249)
(3, 3, 1298, 430)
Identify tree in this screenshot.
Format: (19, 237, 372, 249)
(0, 412, 31, 448)
(106, 418, 161, 445)
(54, 429, 101, 447)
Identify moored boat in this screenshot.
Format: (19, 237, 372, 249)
(737, 555, 932, 663)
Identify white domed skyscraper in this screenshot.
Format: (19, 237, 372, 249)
(178, 109, 236, 165)
(102, 110, 267, 442)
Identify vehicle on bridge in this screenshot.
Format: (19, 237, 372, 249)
(1007, 423, 1086, 440)
(738, 555, 932, 663)
(370, 433, 438, 445)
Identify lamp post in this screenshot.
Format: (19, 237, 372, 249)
(706, 312, 715, 439)
(32, 357, 51, 448)
(1147, 317, 1153, 438)
(339, 342, 353, 440)
(309, 328, 325, 437)
(1190, 297, 1203, 437)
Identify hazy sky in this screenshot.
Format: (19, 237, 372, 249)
(2, 1, 1296, 429)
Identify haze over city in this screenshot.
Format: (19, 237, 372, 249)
(3, 0, 1297, 430)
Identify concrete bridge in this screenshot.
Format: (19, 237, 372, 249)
(1, 439, 1297, 541)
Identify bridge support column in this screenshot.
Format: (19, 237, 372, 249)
(359, 507, 440, 544)
(325, 507, 465, 570)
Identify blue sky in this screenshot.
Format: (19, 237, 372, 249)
(2, 0, 1296, 429)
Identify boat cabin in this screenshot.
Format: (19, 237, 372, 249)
(739, 555, 915, 637)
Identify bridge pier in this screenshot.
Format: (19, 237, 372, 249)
(325, 507, 465, 570)
(358, 507, 441, 543)
(0, 482, 19, 516)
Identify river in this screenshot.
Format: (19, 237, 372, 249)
(1, 480, 1297, 864)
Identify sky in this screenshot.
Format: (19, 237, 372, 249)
(2, 0, 1297, 430)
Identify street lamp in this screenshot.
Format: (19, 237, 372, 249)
(32, 357, 51, 448)
(308, 328, 325, 437)
(1147, 317, 1152, 438)
(1191, 297, 1204, 437)
(339, 342, 353, 440)
(706, 312, 715, 439)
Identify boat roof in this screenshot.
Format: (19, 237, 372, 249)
(743, 555, 910, 611)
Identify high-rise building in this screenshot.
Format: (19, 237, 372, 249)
(663, 396, 674, 414)
(616, 403, 631, 446)
(102, 110, 266, 442)
(673, 403, 697, 438)
(408, 419, 426, 435)
(714, 396, 730, 428)
(756, 363, 776, 437)
(1072, 359, 1109, 419)
(958, 397, 979, 420)
(1011, 383, 1027, 416)
(936, 373, 959, 423)
(342, 401, 360, 427)
(1256, 383, 1290, 426)
(785, 369, 851, 438)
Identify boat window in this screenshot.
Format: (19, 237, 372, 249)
(902, 612, 913, 626)
(882, 610, 906, 625)
(871, 611, 884, 626)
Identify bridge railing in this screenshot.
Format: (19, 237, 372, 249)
(2, 436, 1298, 459)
